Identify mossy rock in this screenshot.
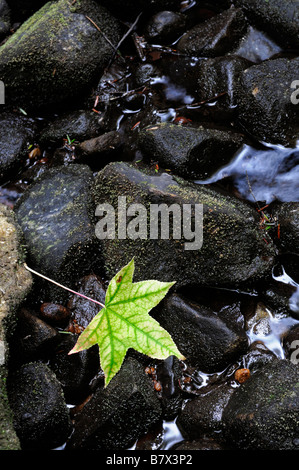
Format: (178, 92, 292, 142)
(0, 204, 32, 356)
(177, 7, 248, 58)
(7, 362, 71, 449)
(0, 367, 20, 450)
(0, 204, 33, 451)
(222, 360, 299, 450)
(0, 112, 36, 183)
(138, 122, 245, 180)
(0, 0, 122, 109)
(235, 57, 299, 146)
(14, 164, 98, 303)
(234, 0, 299, 49)
(93, 161, 276, 288)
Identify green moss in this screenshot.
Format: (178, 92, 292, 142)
(93, 162, 275, 287)
(0, 367, 20, 450)
(0, 0, 122, 108)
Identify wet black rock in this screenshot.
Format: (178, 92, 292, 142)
(177, 381, 236, 438)
(222, 359, 299, 450)
(67, 274, 106, 330)
(158, 54, 251, 121)
(0, 112, 36, 183)
(192, 55, 252, 116)
(93, 161, 276, 288)
(0, 0, 122, 109)
(49, 334, 100, 404)
(235, 57, 299, 146)
(241, 341, 277, 372)
(39, 110, 105, 147)
(144, 11, 187, 44)
(272, 202, 299, 254)
(233, 0, 299, 49)
(7, 308, 59, 367)
(67, 357, 162, 450)
(0, 0, 10, 39)
(153, 294, 248, 372)
(155, 355, 183, 420)
(177, 7, 248, 58)
(75, 131, 123, 168)
(138, 122, 245, 179)
(39, 303, 71, 328)
(99, 0, 181, 21)
(14, 164, 98, 303)
(7, 362, 71, 450)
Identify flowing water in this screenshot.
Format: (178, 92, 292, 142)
(196, 142, 299, 204)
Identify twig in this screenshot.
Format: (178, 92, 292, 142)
(107, 12, 143, 68)
(107, 83, 149, 102)
(245, 171, 262, 212)
(85, 15, 117, 52)
(186, 91, 227, 108)
(132, 32, 147, 61)
(245, 172, 276, 234)
(24, 263, 105, 308)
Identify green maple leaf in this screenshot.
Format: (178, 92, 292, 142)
(68, 258, 185, 386)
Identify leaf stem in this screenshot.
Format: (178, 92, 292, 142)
(24, 263, 105, 308)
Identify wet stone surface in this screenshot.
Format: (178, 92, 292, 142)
(0, 112, 36, 183)
(93, 161, 276, 288)
(222, 359, 299, 450)
(235, 57, 299, 146)
(7, 362, 72, 450)
(138, 121, 245, 179)
(0, 0, 298, 452)
(66, 357, 162, 450)
(177, 7, 248, 58)
(0, 0, 123, 109)
(14, 164, 98, 303)
(153, 293, 249, 372)
(233, 0, 299, 49)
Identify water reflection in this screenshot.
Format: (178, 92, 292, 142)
(150, 75, 194, 105)
(247, 309, 298, 359)
(290, 288, 299, 314)
(160, 419, 184, 450)
(273, 266, 299, 316)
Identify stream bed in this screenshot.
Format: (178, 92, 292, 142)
(0, 0, 299, 452)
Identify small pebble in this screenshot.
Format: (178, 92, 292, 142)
(234, 368, 250, 384)
(40, 302, 71, 327)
